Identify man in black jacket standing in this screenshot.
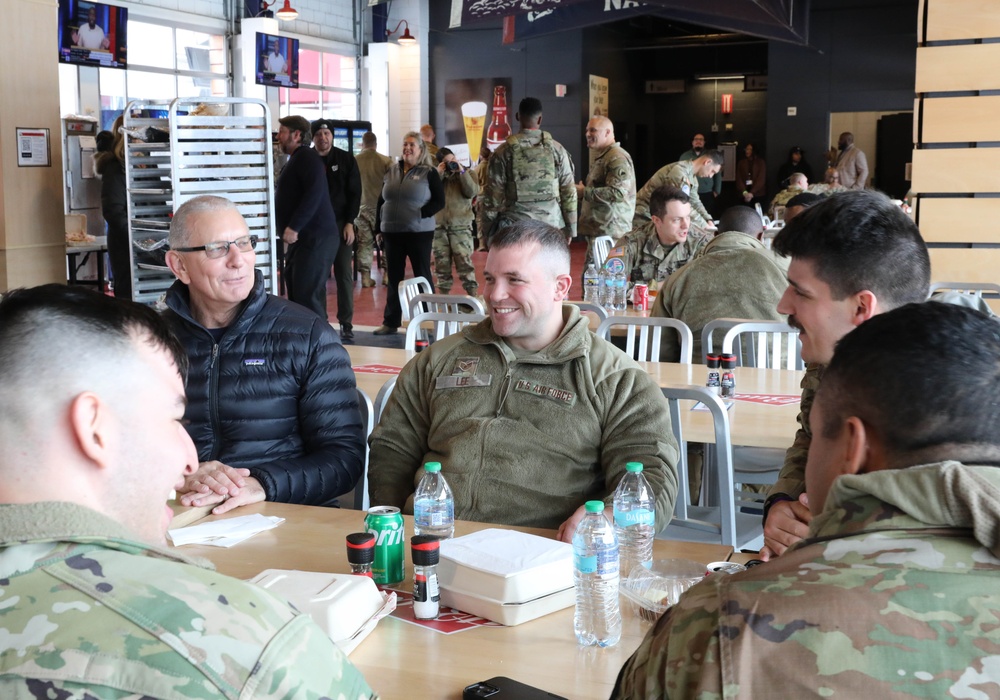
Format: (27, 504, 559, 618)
(163, 195, 364, 514)
(312, 119, 362, 341)
(275, 115, 339, 320)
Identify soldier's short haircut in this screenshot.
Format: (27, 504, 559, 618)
(718, 206, 763, 237)
(518, 97, 544, 122)
(169, 195, 242, 249)
(648, 185, 690, 219)
(362, 131, 377, 147)
(817, 302, 1000, 456)
(490, 220, 570, 271)
(789, 172, 808, 187)
(772, 190, 929, 307)
(0, 285, 189, 432)
(702, 150, 724, 166)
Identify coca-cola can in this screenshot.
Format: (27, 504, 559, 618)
(633, 283, 649, 311)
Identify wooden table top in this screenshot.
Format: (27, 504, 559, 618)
(170, 501, 732, 700)
(348, 345, 803, 450)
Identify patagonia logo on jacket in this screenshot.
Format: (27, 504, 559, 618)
(243, 358, 265, 366)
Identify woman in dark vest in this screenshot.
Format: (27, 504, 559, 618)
(374, 131, 445, 335)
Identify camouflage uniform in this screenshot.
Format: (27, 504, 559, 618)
(613, 460, 1000, 699)
(633, 160, 713, 229)
(481, 129, 577, 240)
(765, 363, 823, 510)
(434, 167, 480, 295)
(768, 184, 805, 217)
(807, 182, 849, 196)
(0, 501, 377, 699)
(604, 220, 710, 295)
(579, 142, 636, 241)
(355, 148, 393, 275)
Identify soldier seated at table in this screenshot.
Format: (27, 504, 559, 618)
(612, 301, 1000, 699)
(769, 171, 808, 219)
(163, 195, 365, 515)
(0, 284, 376, 699)
(368, 219, 679, 542)
(604, 184, 709, 297)
(652, 205, 788, 363)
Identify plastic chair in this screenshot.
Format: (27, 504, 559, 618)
(928, 281, 1000, 298)
(591, 235, 614, 267)
(373, 376, 397, 424)
(342, 388, 374, 511)
(656, 384, 763, 550)
(407, 293, 485, 319)
(596, 315, 694, 363)
(404, 311, 486, 351)
(398, 277, 433, 322)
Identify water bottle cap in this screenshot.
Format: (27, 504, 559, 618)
(585, 500, 605, 514)
(626, 462, 643, 473)
(424, 462, 442, 473)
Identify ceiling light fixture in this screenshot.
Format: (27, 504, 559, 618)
(259, 0, 298, 21)
(387, 19, 416, 45)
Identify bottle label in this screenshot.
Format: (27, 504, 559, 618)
(414, 572, 440, 603)
(414, 499, 454, 527)
(613, 507, 655, 528)
(575, 547, 619, 575)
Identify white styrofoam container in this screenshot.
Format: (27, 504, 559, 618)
(440, 585, 575, 626)
(438, 528, 573, 604)
(248, 569, 388, 655)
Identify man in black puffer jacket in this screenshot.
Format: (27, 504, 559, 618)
(164, 195, 364, 514)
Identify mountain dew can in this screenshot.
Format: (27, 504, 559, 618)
(365, 506, 405, 585)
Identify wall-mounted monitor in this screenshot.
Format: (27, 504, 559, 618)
(256, 33, 299, 89)
(58, 0, 128, 70)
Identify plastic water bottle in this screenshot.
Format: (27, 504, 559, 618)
(613, 462, 656, 579)
(583, 263, 600, 303)
(573, 500, 621, 647)
(413, 462, 454, 539)
(601, 266, 614, 309)
(613, 270, 628, 311)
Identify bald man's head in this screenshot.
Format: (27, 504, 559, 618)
(585, 117, 615, 150)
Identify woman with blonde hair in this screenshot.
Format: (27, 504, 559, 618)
(373, 131, 445, 335)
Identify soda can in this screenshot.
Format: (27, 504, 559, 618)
(365, 506, 405, 585)
(633, 283, 649, 311)
(706, 561, 746, 576)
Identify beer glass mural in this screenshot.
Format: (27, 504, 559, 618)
(444, 77, 513, 166)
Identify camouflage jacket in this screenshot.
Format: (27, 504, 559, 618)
(766, 362, 824, 505)
(435, 167, 479, 229)
(355, 148, 393, 211)
(605, 220, 710, 294)
(613, 460, 1000, 699)
(651, 232, 788, 362)
(807, 182, 849, 196)
(768, 184, 805, 217)
(0, 502, 377, 700)
(579, 142, 635, 239)
(481, 129, 577, 237)
(633, 160, 713, 229)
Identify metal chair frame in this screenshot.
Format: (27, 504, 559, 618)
(591, 235, 615, 267)
(657, 384, 763, 550)
(404, 311, 486, 351)
(398, 276, 433, 322)
(596, 315, 694, 363)
(407, 293, 485, 319)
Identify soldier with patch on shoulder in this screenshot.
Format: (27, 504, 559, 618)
(604, 184, 709, 297)
(369, 220, 679, 543)
(632, 150, 723, 230)
(480, 96, 577, 243)
(575, 115, 635, 269)
(612, 301, 1000, 699)
(0, 284, 376, 699)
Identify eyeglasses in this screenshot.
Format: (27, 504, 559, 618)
(173, 235, 258, 259)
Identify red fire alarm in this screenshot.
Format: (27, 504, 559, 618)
(721, 94, 733, 115)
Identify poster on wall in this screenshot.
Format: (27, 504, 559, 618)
(589, 75, 608, 118)
(444, 77, 514, 167)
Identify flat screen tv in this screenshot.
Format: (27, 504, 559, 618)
(256, 33, 299, 89)
(58, 0, 128, 70)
